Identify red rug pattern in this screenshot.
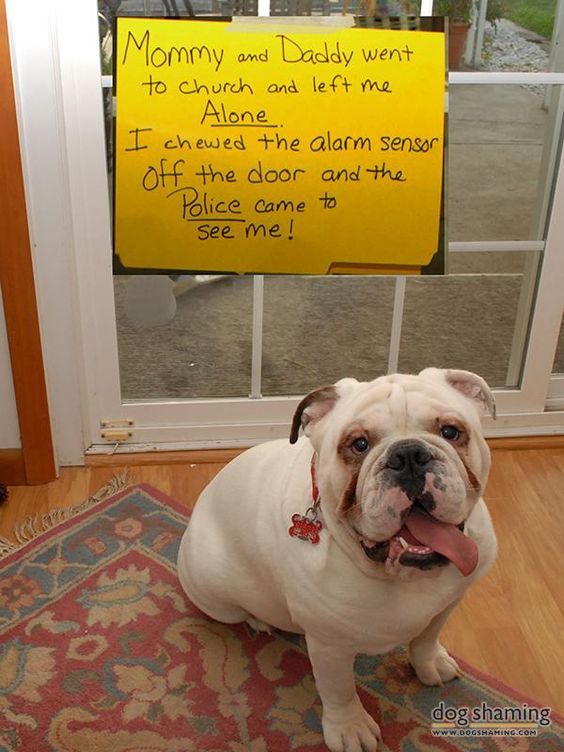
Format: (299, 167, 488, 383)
(0, 483, 561, 751)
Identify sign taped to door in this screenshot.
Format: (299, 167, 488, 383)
(113, 18, 445, 275)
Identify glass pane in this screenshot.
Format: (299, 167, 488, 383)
(448, 251, 527, 275)
(398, 273, 523, 388)
(98, 0, 227, 22)
(99, 7, 563, 405)
(101, 0, 259, 401)
(115, 275, 253, 399)
(449, 84, 549, 242)
(262, 276, 394, 395)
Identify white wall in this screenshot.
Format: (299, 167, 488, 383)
(0, 287, 21, 448)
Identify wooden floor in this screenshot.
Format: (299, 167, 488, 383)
(1, 447, 563, 715)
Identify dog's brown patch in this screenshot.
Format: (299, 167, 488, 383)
(433, 416, 470, 448)
(461, 461, 481, 492)
(337, 427, 369, 461)
(337, 471, 359, 516)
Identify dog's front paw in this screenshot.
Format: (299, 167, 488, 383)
(410, 643, 460, 686)
(322, 696, 381, 752)
(246, 616, 272, 634)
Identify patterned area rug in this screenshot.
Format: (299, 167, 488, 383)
(0, 483, 562, 752)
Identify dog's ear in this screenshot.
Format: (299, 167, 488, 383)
(290, 378, 359, 444)
(290, 386, 339, 444)
(419, 368, 496, 418)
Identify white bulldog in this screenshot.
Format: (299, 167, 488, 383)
(177, 368, 497, 751)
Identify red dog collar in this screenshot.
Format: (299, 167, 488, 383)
(288, 454, 323, 545)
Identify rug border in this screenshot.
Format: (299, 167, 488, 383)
(1, 481, 561, 726)
(0, 481, 188, 567)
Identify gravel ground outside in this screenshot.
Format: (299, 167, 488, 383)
(481, 18, 551, 93)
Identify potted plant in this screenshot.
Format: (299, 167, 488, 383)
(435, 0, 505, 69)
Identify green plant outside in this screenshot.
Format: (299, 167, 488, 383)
(433, 0, 557, 39)
(433, 0, 505, 25)
(502, 0, 556, 40)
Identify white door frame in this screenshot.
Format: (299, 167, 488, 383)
(7, 0, 564, 462)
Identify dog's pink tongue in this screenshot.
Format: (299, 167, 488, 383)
(403, 508, 478, 576)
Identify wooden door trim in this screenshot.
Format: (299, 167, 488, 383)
(0, 0, 56, 485)
(0, 449, 26, 485)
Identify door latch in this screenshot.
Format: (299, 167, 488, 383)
(100, 419, 133, 442)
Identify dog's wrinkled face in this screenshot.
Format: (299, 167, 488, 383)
(291, 369, 494, 578)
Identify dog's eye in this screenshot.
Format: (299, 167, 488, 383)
(351, 437, 370, 454)
(440, 425, 461, 442)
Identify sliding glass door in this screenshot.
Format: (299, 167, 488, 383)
(9, 0, 564, 453)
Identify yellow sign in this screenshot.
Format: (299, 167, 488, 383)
(114, 18, 445, 274)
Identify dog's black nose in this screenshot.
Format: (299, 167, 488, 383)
(386, 442, 433, 474)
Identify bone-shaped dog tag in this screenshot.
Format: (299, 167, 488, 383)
(288, 510, 322, 545)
